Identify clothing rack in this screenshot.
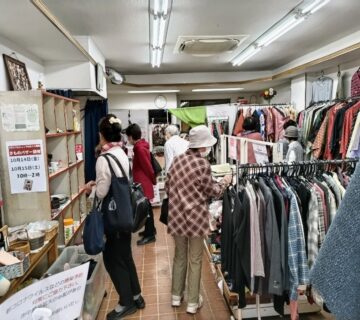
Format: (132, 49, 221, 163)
(237, 103, 291, 108)
(219, 157, 359, 319)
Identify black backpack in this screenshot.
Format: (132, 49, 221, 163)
(101, 154, 149, 234)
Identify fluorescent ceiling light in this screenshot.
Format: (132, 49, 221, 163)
(301, 0, 330, 14)
(259, 16, 305, 47)
(128, 90, 180, 94)
(231, 0, 331, 67)
(192, 88, 244, 92)
(232, 46, 261, 66)
(149, 0, 172, 68)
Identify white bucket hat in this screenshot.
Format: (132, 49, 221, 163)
(188, 125, 217, 148)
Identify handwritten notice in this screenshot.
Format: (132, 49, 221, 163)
(1, 104, 40, 132)
(0, 263, 89, 320)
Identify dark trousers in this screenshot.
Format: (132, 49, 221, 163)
(143, 205, 156, 237)
(103, 232, 141, 306)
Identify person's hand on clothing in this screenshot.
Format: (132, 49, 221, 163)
(84, 181, 96, 194)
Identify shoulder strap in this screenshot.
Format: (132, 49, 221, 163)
(101, 153, 129, 182)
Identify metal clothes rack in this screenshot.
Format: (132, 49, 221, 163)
(230, 158, 358, 319)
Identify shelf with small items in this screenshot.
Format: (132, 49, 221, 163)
(65, 218, 85, 246)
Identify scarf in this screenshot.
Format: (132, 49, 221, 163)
(101, 142, 123, 154)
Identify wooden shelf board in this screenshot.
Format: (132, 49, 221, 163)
(72, 188, 86, 201)
(51, 199, 71, 220)
(65, 219, 85, 246)
(46, 132, 70, 138)
(68, 162, 77, 170)
(49, 167, 68, 180)
(42, 91, 79, 103)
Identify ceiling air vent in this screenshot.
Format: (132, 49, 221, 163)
(174, 35, 248, 57)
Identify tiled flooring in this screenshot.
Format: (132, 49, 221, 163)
(96, 208, 230, 320)
(96, 209, 335, 320)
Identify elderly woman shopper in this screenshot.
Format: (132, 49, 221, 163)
(85, 115, 144, 320)
(165, 125, 232, 314)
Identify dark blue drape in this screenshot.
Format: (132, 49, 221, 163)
(85, 99, 108, 182)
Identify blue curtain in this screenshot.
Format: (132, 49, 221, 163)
(85, 99, 108, 182)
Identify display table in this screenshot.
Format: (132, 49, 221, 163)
(0, 233, 58, 304)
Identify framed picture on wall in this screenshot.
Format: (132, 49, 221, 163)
(2, 54, 32, 91)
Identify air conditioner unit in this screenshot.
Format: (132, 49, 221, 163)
(174, 35, 248, 57)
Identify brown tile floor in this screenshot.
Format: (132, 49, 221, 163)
(96, 209, 335, 320)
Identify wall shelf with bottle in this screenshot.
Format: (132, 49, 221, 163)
(0, 91, 85, 246)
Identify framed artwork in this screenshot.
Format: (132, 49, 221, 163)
(3, 54, 32, 91)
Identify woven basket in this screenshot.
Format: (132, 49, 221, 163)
(9, 241, 30, 255)
(0, 251, 30, 280)
(45, 225, 58, 242)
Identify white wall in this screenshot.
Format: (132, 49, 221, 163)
(108, 93, 178, 110)
(0, 35, 44, 91)
(291, 75, 307, 112)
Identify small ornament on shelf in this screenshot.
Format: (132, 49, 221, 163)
(260, 88, 277, 103)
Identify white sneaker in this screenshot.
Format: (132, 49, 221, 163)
(171, 295, 183, 307)
(186, 295, 203, 314)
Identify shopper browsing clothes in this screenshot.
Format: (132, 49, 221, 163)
(165, 125, 232, 314)
(237, 115, 264, 163)
(164, 124, 189, 173)
(84, 115, 144, 320)
(284, 126, 304, 162)
(126, 123, 157, 245)
(277, 119, 298, 158)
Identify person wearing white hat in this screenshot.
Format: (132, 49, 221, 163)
(165, 125, 232, 314)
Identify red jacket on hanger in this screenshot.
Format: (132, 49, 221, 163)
(133, 139, 156, 200)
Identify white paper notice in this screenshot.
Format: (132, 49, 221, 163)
(0, 263, 89, 320)
(6, 140, 47, 194)
(253, 143, 269, 164)
(1, 104, 40, 132)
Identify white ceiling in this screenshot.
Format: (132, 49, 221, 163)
(0, 0, 359, 82)
(0, 0, 87, 62)
(42, 0, 360, 75)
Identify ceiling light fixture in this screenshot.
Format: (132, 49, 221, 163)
(192, 88, 244, 92)
(149, 0, 173, 68)
(231, 0, 331, 67)
(128, 90, 180, 94)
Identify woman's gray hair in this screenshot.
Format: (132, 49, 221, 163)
(165, 125, 179, 136)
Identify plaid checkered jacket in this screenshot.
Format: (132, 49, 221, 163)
(165, 149, 226, 237)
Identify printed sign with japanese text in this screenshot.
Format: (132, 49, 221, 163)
(6, 140, 47, 194)
(0, 263, 89, 320)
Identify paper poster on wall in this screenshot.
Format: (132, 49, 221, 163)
(75, 144, 83, 161)
(228, 137, 238, 160)
(253, 143, 269, 164)
(1, 104, 40, 132)
(0, 263, 89, 320)
(6, 140, 47, 194)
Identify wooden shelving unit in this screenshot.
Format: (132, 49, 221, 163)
(0, 91, 86, 246)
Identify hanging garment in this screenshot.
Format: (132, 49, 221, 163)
(311, 163, 360, 320)
(311, 76, 333, 103)
(351, 68, 360, 97)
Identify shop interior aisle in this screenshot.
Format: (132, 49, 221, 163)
(96, 209, 335, 320)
